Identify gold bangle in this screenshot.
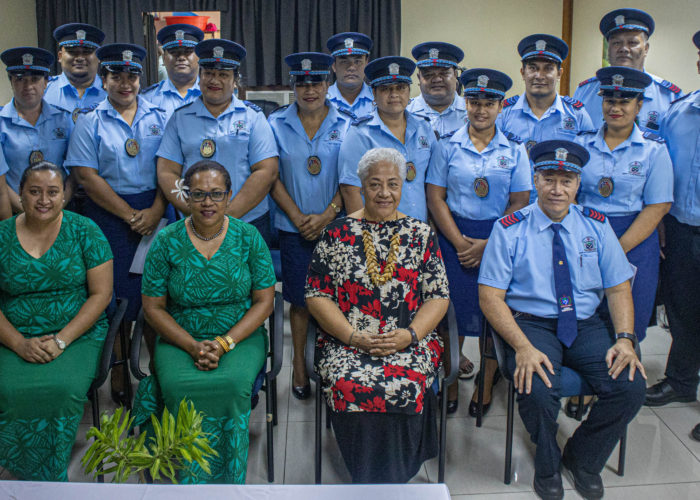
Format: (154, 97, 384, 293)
(215, 336, 229, 353)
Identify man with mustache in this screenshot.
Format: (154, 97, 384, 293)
(326, 32, 374, 118)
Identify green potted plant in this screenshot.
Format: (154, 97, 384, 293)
(82, 398, 217, 483)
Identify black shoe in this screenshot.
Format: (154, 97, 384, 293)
(644, 379, 696, 407)
(110, 389, 128, 406)
(564, 397, 594, 421)
(533, 471, 564, 500)
(691, 423, 700, 442)
(292, 370, 311, 400)
(468, 369, 501, 418)
(561, 445, 604, 499)
(446, 399, 459, 414)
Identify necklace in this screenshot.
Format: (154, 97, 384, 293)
(362, 221, 401, 287)
(189, 217, 225, 241)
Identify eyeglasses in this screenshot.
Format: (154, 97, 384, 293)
(189, 190, 228, 202)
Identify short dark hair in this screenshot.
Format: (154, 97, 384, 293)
(521, 59, 562, 70)
(184, 160, 232, 192)
(19, 161, 66, 192)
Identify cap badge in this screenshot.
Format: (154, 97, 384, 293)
(344, 38, 354, 49)
(615, 15, 625, 26)
(175, 30, 185, 41)
(612, 74, 624, 86)
(477, 75, 489, 88)
(428, 48, 439, 59)
(213, 46, 224, 58)
(122, 50, 133, 62)
(555, 148, 568, 161)
(22, 53, 34, 66)
(388, 63, 400, 75)
(535, 39, 547, 51)
(76, 30, 86, 40)
(301, 58, 312, 71)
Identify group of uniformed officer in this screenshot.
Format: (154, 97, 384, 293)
(0, 6, 698, 500)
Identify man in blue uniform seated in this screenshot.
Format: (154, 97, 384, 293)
(325, 32, 374, 118)
(141, 23, 203, 119)
(406, 41, 467, 136)
(573, 8, 682, 131)
(646, 31, 700, 424)
(478, 140, 646, 500)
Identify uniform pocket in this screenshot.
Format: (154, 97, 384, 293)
(577, 252, 603, 290)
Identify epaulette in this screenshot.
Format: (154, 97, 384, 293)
(440, 130, 456, 140)
(577, 129, 597, 136)
(78, 103, 99, 114)
(503, 130, 523, 144)
(659, 80, 682, 94)
(561, 95, 584, 109)
(577, 77, 597, 87)
(141, 82, 160, 94)
(642, 131, 665, 143)
(244, 100, 263, 112)
(499, 211, 525, 228)
(670, 92, 693, 105)
(502, 95, 519, 108)
(351, 115, 372, 126)
(337, 107, 357, 120)
(582, 207, 606, 223)
(269, 104, 289, 116)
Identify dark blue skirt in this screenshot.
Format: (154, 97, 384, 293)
(279, 230, 317, 307)
(607, 213, 660, 341)
(85, 190, 175, 322)
(438, 215, 498, 337)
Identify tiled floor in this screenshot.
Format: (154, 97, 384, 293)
(2, 305, 700, 499)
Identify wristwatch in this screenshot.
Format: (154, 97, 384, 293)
(330, 202, 342, 214)
(54, 336, 66, 350)
(615, 332, 637, 348)
(224, 335, 237, 352)
(408, 327, 419, 347)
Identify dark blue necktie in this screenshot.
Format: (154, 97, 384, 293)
(551, 223, 577, 347)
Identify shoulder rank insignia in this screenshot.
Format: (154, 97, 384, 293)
(670, 92, 693, 106)
(577, 77, 597, 87)
(582, 207, 606, 223)
(503, 130, 523, 144)
(79, 103, 99, 114)
(337, 107, 357, 120)
(642, 131, 665, 143)
(243, 100, 263, 112)
(502, 95, 519, 108)
(141, 82, 159, 94)
(499, 211, 525, 228)
(439, 130, 456, 140)
(351, 115, 372, 126)
(269, 104, 289, 116)
(659, 80, 682, 94)
(561, 95, 584, 109)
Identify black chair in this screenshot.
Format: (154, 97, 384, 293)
(128, 290, 284, 482)
(305, 302, 460, 484)
(86, 296, 129, 483)
(489, 325, 628, 485)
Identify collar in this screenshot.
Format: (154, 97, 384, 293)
(282, 100, 341, 135)
(533, 202, 577, 233)
(412, 92, 464, 115)
(162, 76, 200, 96)
(692, 90, 700, 109)
(327, 82, 373, 106)
(515, 92, 564, 118)
(591, 123, 645, 151)
(0, 98, 63, 126)
(98, 95, 159, 122)
(189, 94, 244, 118)
(57, 72, 103, 93)
(454, 124, 511, 153)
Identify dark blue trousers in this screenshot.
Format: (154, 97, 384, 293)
(505, 314, 646, 477)
(662, 215, 700, 396)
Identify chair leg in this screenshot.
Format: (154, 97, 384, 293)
(325, 401, 331, 429)
(266, 373, 274, 482)
(315, 382, 322, 484)
(575, 393, 585, 421)
(120, 321, 133, 412)
(90, 389, 105, 484)
(439, 378, 448, 483)
(504, 381, 515, 485)
(476, 321, 489, 427)
(617, 427, 627, 476)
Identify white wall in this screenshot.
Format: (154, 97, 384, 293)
(0, 0, 38, 104)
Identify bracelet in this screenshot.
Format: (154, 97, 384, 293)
(214, 336, 229, 353)
(348, 330, 356, 347)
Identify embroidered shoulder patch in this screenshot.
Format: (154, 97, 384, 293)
(243, 100, 263, 112)
(659, 80, 682, 94)
(577, 77, 597, 87)
(583, 207, 606, 223)
(502, 95, 519, 108)
(499, 211, 525, 228)
(561, 95, 584, 109)
(503, 130, 523, 144)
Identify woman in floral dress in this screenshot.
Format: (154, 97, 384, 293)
(306, 148, 450, 483)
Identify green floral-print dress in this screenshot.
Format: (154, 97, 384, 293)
(132, 216, 276, 484)
(0, 210, 113, 481)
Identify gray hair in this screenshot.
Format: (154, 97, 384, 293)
(357, 148, 406, 183)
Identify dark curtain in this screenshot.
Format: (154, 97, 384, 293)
(36, 0, 401, 86)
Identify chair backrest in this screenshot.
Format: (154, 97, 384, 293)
(305, 317, 320, 383)
(90, 296, 128, 392)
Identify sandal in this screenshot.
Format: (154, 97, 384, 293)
(458, 354, 476, 379)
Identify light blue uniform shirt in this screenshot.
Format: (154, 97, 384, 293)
(268, 102, 351, 232)
(156, 95, 278, 223)
(497, 93, 594, 146)
(0, 99, 73, 192)
(44, 73, 107, 114)
(478, 203, 633, 319)
(406, 93, 467, 136)
(64, 96, 167, 195)
(426, 125, 531, 219)
(660, 91, 700, 226)
(573, 72, 682, 132)
(0, 141, 8, 178)
(338, 110, 439, 222)
(327, 82, 374, 118)
(141, 77, 201, 120)
(575, 125, 674, 216)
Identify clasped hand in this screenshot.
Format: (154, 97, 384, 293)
(456, 236, 487, 268)
(351, 329, 413, 357)
(15, 335, 63, 364)
(190, 340, 223, 371)
(128, 207, 161, 236)
(296, 212, 333, 241)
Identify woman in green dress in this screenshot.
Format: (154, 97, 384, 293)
(133, 160, 276, 484)
(0, 162, 114, 481)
